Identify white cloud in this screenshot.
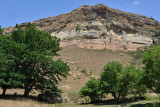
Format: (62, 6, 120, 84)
(133, 1, 140, 5)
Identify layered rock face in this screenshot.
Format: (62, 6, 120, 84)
(3, 4, 160, 51)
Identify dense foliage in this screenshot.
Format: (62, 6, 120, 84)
(123, 65, 146, 98)
(0, 26, 3, 35)
(0, 24, 70, 97)
(100, 61, 125, 103)
(79, 78, 103, 102)
(142, 44, 160, 94)
(79, 61, 146, 103)
(0, 34, 26, 96)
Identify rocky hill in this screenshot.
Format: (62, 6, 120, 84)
(3, 4, 160, 51)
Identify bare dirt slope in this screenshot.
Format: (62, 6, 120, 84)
(57, 45, 134, 75)
(54, 45, 135, 99)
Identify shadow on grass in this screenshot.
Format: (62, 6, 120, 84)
(130, 103, 160, 107)
(79, 97, 146, 106)
(0, 94, 38, 102)
(79, 99, 116, 106)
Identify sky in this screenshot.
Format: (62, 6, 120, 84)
(0, 0, 159, 28)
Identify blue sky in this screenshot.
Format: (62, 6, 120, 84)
(0, 0, 159, 28)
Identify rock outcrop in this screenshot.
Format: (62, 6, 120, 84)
(3, 4, 160, 51)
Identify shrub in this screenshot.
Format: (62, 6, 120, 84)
(153, 28, 160, 37)
(79, 78, 103, 103)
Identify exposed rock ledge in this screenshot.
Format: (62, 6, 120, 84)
(3, 4, 159, 51)
(60, 37, 150, 51)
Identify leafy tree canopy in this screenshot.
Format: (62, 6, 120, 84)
(79, 78, 103, 103)
(0, 23, 70, 97)
(0, 26, 3, 35)
(142, 44, 160, 93)
(100, 61, 145, 103)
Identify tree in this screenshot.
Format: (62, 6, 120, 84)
(0, 23, 70, 97)
(100, 61, 123, 103)
(0, 35, 25, 96)
(123, 65, 146, 98)
(142, 44, 160, 94)
(15, 24, 19, 28)
(79, 78, 103, 103)
(79, 61, 147, 103)
(0, 26, 3, 35)
(100, 61, 132, 103)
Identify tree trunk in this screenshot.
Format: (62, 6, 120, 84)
(101, 94, 102, 101)
(2, 88, 7, 96)
(112, 93, 119, 104)
(24, 88, 30, 98)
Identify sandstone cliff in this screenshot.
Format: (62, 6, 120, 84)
(3, 4, 160, 51)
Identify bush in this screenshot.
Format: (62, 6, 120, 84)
(79, 78, 103, 103)
(153, 28, 160, 37)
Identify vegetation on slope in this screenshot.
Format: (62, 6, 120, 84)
(79, 42, 160, 104)
(0, 24, 70, 98)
